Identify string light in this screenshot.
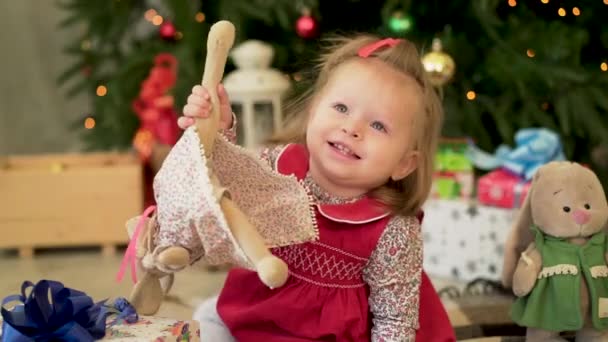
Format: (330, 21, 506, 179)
(152, 15, 163, 25)
(466, 91, 476, 100)
(601, 62, 608, 72)
(508, 0, 517, 7)
(84, 117, 96, 129)
(526, 49, 536, 58)
(558, 8, 566, 16)
(195, 12, 206, 22)
(96, 85, 107, 97)
(133, 129, 154, 158)
(144, 9, 157, 21)
(572, 7, 581, 16)
(604, 0, 608, 5)
(541, 0, 549, 3)
(175, 32, 183, 40)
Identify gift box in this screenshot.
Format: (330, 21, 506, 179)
(422, 199, 518, 282)
(466, 128, 565, 209)
(431, 139, 474, 199)
(0, 280, 200, 341)
(103, 316, 199, 341)
(477, 169, 531, 209)
(0, 315, 200, 341)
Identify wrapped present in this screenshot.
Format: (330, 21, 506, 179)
(466, 128, 565, 181)
(477, 169, 531, 209)
(422, 199, 518, 281)
(103, 316, 199, 341)
(0, 280, 199, 341)
(1, 280, 110, 341)
(431, 139, 474, 199)
(0, 315, 199, 342)
(466, 128, 564, 208)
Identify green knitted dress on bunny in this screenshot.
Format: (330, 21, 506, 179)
(511, 225, 608, 331)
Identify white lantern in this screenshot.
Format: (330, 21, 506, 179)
(224, 40, 291, 148)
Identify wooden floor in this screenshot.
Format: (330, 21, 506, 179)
(0, 247, 517, 339)
(0, 247, 228, 321)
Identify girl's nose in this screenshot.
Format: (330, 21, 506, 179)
(341, 119, 362, 139)
(572, 209, 591, 225)
(342, 127, 360, 138)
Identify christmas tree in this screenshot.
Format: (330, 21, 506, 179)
(58, 0, 608, 177)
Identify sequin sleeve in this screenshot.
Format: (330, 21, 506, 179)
(362, 215, 422, 342)
(219, 112, 238, 143)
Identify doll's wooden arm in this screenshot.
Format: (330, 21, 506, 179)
(196, 20, 234, 154)
(196, 21, 288, 288)
(512, 242, 542, 297)
(221, 197, 288, 288)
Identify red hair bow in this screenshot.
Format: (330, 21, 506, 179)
(358, 38, 403, 58)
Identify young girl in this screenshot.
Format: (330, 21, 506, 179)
(179, 35, 451, 341)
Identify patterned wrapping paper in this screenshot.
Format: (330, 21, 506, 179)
(1, 316, 200, 342)
(103, 316, 200, 341)
(421, 199, 519, 282)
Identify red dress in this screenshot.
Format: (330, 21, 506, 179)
(217, 144, 454, 341)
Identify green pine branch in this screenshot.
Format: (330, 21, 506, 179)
(55, 0, 608, 183)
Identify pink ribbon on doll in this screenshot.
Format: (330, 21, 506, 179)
(358, 38, 403, 58)
(116, 205, 157, 284)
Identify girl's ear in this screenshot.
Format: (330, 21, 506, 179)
(391, 151, 419, 181)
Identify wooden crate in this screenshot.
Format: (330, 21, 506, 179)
(0, 152, 143, 257)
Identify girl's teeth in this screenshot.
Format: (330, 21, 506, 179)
(335, 143, 352, 155)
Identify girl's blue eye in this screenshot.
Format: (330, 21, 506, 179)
(371, 121, 386, 132)
(333, 103, 348, 113)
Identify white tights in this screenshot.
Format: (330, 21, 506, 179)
(193, 295, 236, 342)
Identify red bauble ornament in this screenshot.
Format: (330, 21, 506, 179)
(159, 21, 177, 41)
(296, 10, 318, 39)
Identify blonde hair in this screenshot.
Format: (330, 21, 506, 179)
(269, 34, 444, 217)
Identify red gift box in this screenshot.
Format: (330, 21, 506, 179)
(477, 168, 531, 208)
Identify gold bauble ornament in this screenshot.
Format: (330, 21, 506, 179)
(421, 38, 455, 87)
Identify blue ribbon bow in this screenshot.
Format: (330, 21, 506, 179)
(466, 128, 565, 180)
(1, 280, 137, 342)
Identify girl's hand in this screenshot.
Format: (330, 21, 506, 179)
(178, 83, 233, 130)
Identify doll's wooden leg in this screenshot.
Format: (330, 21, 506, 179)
(220, 196, 289, 288)
(526, 328, 567, 342)
(157, 246, 190, 269)
(160, 274, 175, 295)
(126, 214, 189, 315)
(129, 272, 163, 315)
(128, 248, 186, 316)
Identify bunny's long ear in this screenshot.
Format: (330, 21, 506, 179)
(501, 171, 538, 288)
